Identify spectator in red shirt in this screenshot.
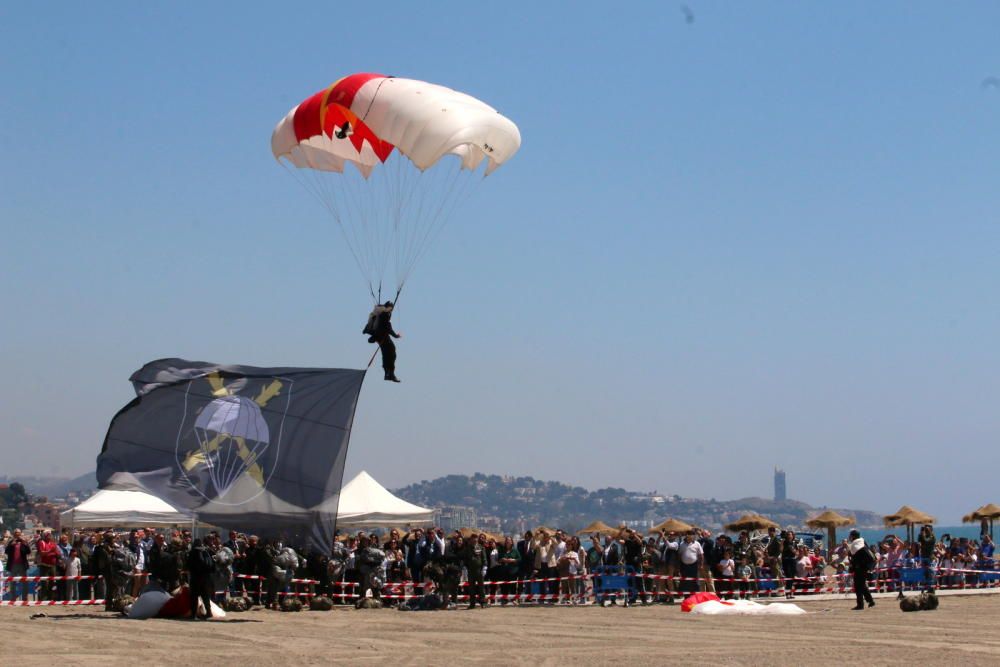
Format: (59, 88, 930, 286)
(4, 529, 32, 602)
(35, 530, 60, 601)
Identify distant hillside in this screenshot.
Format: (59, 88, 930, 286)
(392, 473, 883, 533)
(7, 470, 881, 531)
(2, 472, 98, 500)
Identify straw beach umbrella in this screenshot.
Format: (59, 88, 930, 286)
(724, 513, 779, 533)
(884, 505, 936, 545)
(576, 520, 617, 536)
(649, 518, 695, 535)
(962, 503, 1000, 539)
(806, 510, 855, 552)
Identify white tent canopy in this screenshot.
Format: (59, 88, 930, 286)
(61, 471, 433, 530)
(61, 489, 192, 528)
(333, 470, 434, 528)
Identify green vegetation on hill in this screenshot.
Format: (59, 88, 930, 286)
(392, 473, 883, 532)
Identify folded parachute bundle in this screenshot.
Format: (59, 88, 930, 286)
(681, 592, 806, 616)
(125, 585, 226, 620)
(127, 584, 171, 619)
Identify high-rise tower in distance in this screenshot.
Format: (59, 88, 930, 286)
(774, 467, 787, 502)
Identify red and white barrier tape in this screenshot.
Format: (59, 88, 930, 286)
(0, 599, 105, 607)
(2, 575, 100, 582)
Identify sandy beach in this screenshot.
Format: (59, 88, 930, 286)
(4, 593, 999, 666)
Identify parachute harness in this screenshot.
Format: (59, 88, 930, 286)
(365, 284, 402, 370)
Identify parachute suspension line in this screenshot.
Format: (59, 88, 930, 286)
(318, 166, 379, 299)
(336, 164, 374, 281)
(280, 161, 374, 298)
(397, 157, 482, 288)
(392, 153, 429, 289)
(373, 152, 401, 291)
(410, 161, 472, 277)
(394, 160, 436, 288)
(284, 150, 490, 300)
(389, 150, 411, 292)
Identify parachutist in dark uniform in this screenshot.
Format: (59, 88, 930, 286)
(848, 530, 876, 610)
(187, 539, 216, 619)
(92, 532, 118, 611)
(462, 537, 487, 609)
(364, 301, 402, 382)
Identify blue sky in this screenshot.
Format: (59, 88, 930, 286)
(1, 2, 998, 522)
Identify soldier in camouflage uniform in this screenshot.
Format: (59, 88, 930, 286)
(355, 535, 386, 600)
(92, 532, 116, 611)
(436, 537, 464, 609)
(462, 534, 487, 609)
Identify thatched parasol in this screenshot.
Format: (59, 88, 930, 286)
(962, 503, 1000, 539)
(724, 513, 779, 533)
(884, 505, 936, 544)
(648, 518, 695, 535)
(883, 505, 935, 526)
(456, 527, 504, 542)
(806, 510, 855, 551)
(576, 520, 618, 536)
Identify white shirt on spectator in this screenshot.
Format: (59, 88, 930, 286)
(552, 539, 566, 563)
(562, 550, 580, 575)
(679, 540, 703, 565)
(65, 556, 81, 578)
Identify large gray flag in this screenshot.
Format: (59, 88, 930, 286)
(97, 358, 366, 552)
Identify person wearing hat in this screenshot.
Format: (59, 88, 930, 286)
(847, 529, 875, 610)
(363, 301, 402, 382)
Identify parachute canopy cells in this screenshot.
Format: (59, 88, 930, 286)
(272, 73, 521, 175)
(272, 73, 521, 299)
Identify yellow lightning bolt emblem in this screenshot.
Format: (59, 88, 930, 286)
(255, 379, 282, 407)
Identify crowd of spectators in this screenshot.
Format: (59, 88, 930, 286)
(1, 523, 997, 609)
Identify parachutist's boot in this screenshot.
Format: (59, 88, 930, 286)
(390, 374, 401, 383)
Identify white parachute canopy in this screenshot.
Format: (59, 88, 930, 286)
(272, 73, 521, 301)
(689, 600, 807, 615)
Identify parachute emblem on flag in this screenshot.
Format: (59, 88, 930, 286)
(175, 371, 291, 505)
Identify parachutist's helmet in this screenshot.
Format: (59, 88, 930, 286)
(383, 301, 393, 308)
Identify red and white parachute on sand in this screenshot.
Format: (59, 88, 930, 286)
(681, 592, 806, 615)
(272, 73, 521, 301)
